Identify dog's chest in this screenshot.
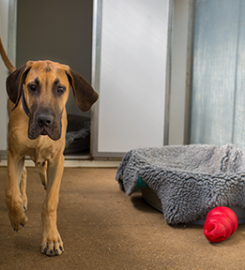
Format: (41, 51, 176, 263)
(29, 136, 56, 166)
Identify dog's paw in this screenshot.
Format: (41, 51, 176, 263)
(6, 193, 28, 231)
(41, 233, 64, 256)
(8, 210, 28, 232)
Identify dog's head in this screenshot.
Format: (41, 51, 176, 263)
(6, 60, 98, 141)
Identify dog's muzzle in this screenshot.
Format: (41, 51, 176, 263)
(28, 109, 61, 141)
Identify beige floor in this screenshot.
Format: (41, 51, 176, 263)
(1, 167, 245, 270)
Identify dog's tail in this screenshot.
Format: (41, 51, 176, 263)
(0, 36, 16, 73)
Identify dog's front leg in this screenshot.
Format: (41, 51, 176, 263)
(5, 150, 28, 231)
(41, 153, 64, 256)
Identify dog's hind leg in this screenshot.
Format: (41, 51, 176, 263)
(39, 161, 47, 190)
(20, 165, 27, 211)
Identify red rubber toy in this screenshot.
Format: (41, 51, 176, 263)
(204, 206, 238, 243)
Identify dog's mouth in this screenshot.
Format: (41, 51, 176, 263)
(28, 124, 61, 141)
(28, 113, 62, 141)
(40, 129, 48, 136)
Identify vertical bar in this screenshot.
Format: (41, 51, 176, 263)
(231, 0, 242, 144)
(164, 0, 173, 145)
(183, 0, 195, 144)
(91, 0, 102, 158)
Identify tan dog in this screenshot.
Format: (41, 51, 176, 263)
(0, 37, 98, 256)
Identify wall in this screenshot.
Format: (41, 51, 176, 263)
(0, 0, 9, 150)
(190, 0, 245, 147)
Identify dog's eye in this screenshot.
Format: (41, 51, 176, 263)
(28, 84, 37, 92)
(57, 86, 66, 94)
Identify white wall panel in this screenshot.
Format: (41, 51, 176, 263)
(95, 0, 169, 154)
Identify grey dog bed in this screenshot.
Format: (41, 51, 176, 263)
(116, 144, 245, 224)
(64, 114, 90, 154)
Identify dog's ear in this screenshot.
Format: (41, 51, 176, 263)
(6, 61, 33, 109)
(65, 68, 98, 112)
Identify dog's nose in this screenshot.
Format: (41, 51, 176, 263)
(37, 114, 54, 127)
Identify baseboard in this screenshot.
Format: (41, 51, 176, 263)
(0, 158, 120, 168)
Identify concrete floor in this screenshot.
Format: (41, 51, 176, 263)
(1, 167, 245, 269)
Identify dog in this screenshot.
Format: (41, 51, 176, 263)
(0, 36, 98, 256)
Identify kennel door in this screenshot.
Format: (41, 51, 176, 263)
(91, 0, 170, 158)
